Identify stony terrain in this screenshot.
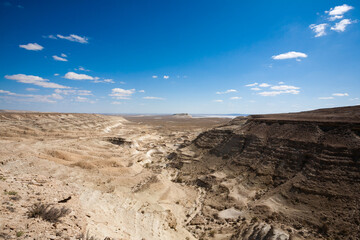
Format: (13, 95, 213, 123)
(0, 112, 228, 239)
(1, 106, 359, 239)
(169, 105, 360, 239)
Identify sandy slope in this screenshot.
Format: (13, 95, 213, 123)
(0, 113, 228, 239)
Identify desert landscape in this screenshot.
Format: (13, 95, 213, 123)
(0, 106, 359, 240)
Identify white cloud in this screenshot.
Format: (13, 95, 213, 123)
(19, 43, 43, 51)
(143, 96, 165, 100)
(326, 4, 353, 16)
(163, 75, 169, 79)
(332, 93, 349, 97)
(103, 79, 114, 83)
(278, 82, 285, 84)
(245, 83, 258, 87)
(0, 90, 16, 96)
(251, 87, 261, 91)
(272, 51, 308, 60)
(216, 89, 237, 94)
(270, 85, 300, 91)
(75, 66, 90, 71)
(259, 83, 271, 88)
(331, 19, 353, 32)
(64, 72, 94, 80)
(152, 75, 158, 79)
(213, 99, 223, 103)
(309, 23, 328, 37)
(0, 89, 58, 103)
(258, 89, 300, 97)
(230, 97, 242, 100)
(54, 89, 92, 96)
(57, 34, 88, 43)
(5, 74, 69, 89)
(138, 90, 145, 93)
(109, 88, 135, 99)
(26, 88, 38, 91)
(61, 53, 67, 57)
(54, 73, 60, 76)
(93, 78, 115, 83)
(75, 96, 89, 102)
(53, 55, 68, 61)
(43, 35, 57, 39)
(329, 15, 343, 21)
(51, 93, 63, 100)
(111, 101, 122, 104)
(319, 97, 334, 100)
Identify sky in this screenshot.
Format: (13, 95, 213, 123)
(0, 0, 359, 114)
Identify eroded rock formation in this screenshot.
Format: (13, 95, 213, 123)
(173, 106, 360, 239)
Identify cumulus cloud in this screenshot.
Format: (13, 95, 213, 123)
(5, 74, 69, 89)
(61, 53, 67, 58)
(326, 4, 353, 16)
(245, 83, 258, 87)
(152, 75, 158, 79)
(53, 55, 68, 61)
(319, 97, 334, 100)
(163, 75, 169, 79)
(54, 73, 60, 76)
(216, 89, 237, 94)
(272, 51, 308, 60)
(138, 90, 145, 93)
(19, 43, 44, 51)
(230, 97, 242, 100)
(309, 23, 328, 37)
(329, 15, 343, 21)
(109, 88, 135, 99)
(331, 19, 353, 32)
(64, 72, 94, 80)
(57, 34, 88, 43)
(332, 93, 349, 97)
(251, 87, 261, 91)
(259, 83, 271, 88)
(278, 82, 285, 84)
(143, 96, 165, 100)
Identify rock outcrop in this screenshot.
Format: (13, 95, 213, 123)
(174, 105, 360, 239)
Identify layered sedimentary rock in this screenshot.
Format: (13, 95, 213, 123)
(174, 106, 360, 239)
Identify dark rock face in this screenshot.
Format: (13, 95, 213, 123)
(179, 106, 360, 240)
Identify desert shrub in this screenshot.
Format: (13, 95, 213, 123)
(4, 190, 18, 195)
(27, 203, 70, 222)
(16, 231, 24, 237)
(77, 232, 112, 240)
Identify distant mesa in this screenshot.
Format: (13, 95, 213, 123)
(172, 113, 192, 118)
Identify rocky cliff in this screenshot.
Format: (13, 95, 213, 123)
(172, 105, 360, 239)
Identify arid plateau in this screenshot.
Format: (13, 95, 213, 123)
(0, 106, 359, 240)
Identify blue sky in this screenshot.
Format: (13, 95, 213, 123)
(0, 0, 359, 114)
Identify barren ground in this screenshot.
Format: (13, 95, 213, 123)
(0, 112, 229, 240)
